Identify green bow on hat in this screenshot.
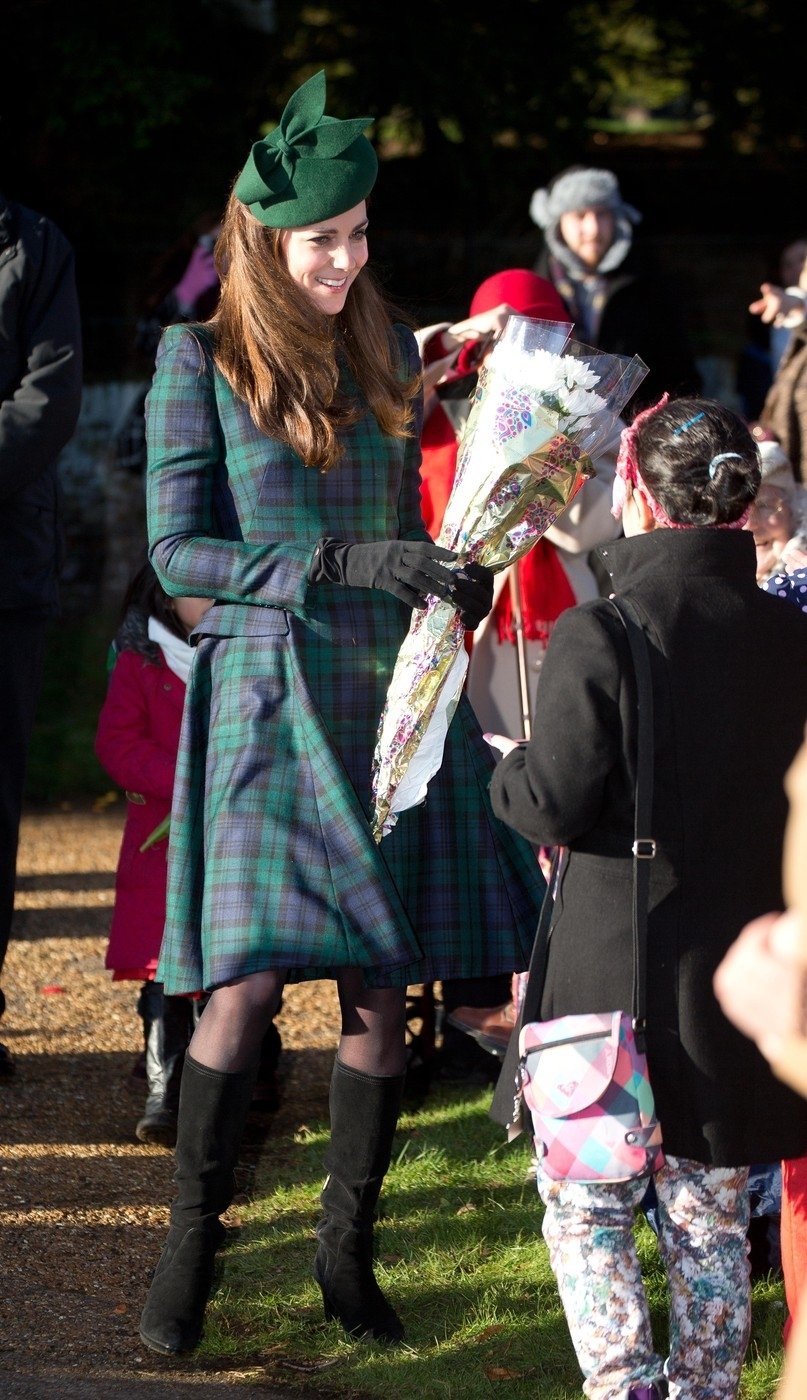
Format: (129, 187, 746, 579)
(234, 70, 378, 228)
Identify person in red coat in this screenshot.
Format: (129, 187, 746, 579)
(95, 563, 212, 1144)
(415, 270, 623, 1075)
(97, 565, 285, 1143)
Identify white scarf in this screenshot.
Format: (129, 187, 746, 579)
(148, 616, 194, 684)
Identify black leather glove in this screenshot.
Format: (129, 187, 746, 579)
(309, 538, 459, 609)
(451, 561, 495, 631)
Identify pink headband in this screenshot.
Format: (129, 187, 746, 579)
(611, 392, 750, 530)
(611, 394, 673, 524)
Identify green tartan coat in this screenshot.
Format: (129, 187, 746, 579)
(145, 323, 544, 995)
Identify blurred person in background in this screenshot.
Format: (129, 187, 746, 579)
(530, 165, 702, 415)
(102, 214, 222, 606)
(96, 563, 210, 1146)
(737, 238, 807, 421)
(750, 252, 807, 484)
(0, 190, 82, 1077)
(415, 268, 622, 1077)
(744, 430, 807, 585)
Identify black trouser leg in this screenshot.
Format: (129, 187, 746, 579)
(0, 614, 47, 1077)
(0, 614, 47, 977)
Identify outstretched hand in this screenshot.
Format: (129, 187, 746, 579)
(749, 282, 807, 328)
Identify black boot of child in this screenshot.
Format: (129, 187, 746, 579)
(135, 982, 193, 1146)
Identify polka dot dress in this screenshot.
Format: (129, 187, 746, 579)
(764, 566, 807, 613)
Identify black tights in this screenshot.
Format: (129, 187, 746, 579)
(189, 968, 408, 1079)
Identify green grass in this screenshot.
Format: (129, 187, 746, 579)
(199, 1083, 788, 1398)
(26, 613, 790, 1396)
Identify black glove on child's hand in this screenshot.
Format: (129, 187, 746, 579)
(310, 539, 459, 608)
(451, 561, 495, 631)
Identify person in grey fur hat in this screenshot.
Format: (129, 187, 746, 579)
(530, 165, 702, 415)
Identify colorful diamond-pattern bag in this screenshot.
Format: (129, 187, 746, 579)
(520, 1010, 663, 1182)
(491, 597, 664, 1182)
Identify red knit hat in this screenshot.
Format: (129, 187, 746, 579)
(468, 268, 568, 321)
(454, 269, 570, 377)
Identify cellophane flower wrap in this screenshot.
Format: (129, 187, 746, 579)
(370, 315, 648, 841)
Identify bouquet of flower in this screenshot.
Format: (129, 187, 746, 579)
(370, 314, 648, 841)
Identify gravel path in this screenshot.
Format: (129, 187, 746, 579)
(0, 804, 348, 1397)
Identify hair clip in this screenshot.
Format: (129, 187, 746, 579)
(708, 452, 743, 479)
(672, 411, 706, 436)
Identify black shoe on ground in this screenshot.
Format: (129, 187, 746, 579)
(432, 1031, 501, 1085)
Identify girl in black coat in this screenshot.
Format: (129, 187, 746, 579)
(488, 396, 807, 1400)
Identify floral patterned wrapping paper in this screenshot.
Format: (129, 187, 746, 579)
(370, 316, 648, 841)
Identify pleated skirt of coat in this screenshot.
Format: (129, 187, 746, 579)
(157, 587, 544, 994)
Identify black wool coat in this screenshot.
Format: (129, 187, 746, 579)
(0, 195, 82, 614)
(490, 527, 807, 1167)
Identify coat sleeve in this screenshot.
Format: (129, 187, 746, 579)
(94, 651, 177, 801)
(489, 602, 624, 846)
(145, 325, 312, 612)
(0, 213, 82, 501)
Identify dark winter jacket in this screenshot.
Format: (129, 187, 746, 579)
(0, 195, 82, 614)
(533, 244, 701, 415)
(490, 526, 807, 1167)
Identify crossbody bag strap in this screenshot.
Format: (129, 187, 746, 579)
(608, 595, 655, 1051)
(489, 847, 560, 1132)
(518, 846, 561, 1028)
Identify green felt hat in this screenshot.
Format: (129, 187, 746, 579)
(234, 70, 378, 228)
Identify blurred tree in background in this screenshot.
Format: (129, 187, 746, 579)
(4, 0, 807, 370)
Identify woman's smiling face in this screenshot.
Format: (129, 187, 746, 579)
(281, 202, 369, 314)
(746, 484, 794, 579)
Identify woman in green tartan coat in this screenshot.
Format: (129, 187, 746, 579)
(138, 71, 545, 1359)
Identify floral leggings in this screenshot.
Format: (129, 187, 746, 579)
(538, 1155, 751, 1400)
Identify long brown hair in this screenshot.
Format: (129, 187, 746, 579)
(207, 192, 419, 471)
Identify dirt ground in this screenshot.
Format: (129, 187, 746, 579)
(0, 803, 351, 1397)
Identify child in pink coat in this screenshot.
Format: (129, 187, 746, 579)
(95, 562, 210, 1145)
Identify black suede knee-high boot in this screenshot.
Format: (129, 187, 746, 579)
(139, 1053, 257, 1355)
(313, 1059, 406, 1344)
